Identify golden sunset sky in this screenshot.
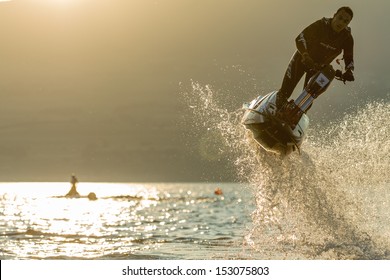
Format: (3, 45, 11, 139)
(0, 0, 388, 182)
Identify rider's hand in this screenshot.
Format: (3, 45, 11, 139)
(342, 69, 355, 82)
(301, 52, 315, 71)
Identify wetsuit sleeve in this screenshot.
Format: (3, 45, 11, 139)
(343, 35, 354, 71)
(295, 19, 323, 55)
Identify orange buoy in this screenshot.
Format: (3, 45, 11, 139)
(214, 188, 223, 195)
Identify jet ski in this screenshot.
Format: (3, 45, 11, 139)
(241, 65, 344, 156)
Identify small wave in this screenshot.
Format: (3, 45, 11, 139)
(2, 229, 48, 237)
(97, 253, 162, 260)
(105, 195, 153, 200)
(3, 229, 110, 242)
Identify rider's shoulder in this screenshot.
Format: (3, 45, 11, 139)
(341, 26, 353, 39)
(311, 17, 331, 29)
(321, 17, 331, 24)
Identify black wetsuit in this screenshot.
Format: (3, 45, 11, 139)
(278, 17, 354, 101)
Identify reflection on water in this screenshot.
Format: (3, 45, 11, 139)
(0, 182, 254, 259)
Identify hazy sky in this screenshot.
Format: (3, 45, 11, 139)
(1, 0, 389, 182)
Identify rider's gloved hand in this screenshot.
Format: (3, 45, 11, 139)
(342, 69, 355, 81)
(335, 70, 343, 78)
(301, 52, 316, 71)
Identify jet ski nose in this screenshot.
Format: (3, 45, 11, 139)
(241, 91, 307, 156)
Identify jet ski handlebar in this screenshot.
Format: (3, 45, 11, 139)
(311, 63, 349, 84)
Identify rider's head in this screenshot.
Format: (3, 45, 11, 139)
(331, 7, 353, 33)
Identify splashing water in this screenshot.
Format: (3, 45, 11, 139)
(183, 82, 390, 259)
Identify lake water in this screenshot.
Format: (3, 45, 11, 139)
(1, 179, 390, 260)
(0, 182, 255, 260)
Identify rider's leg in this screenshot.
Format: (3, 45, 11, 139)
(277, 51, 306, 108)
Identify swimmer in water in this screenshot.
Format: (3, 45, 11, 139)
(65, 174, 80, 198)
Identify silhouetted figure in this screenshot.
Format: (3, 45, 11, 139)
(65, 174, 80, 198)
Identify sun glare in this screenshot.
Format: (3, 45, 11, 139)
(43, 0, 81, 9)
(52, 0, 73, 4)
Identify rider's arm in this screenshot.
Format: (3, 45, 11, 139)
(343, 35, 354, 71)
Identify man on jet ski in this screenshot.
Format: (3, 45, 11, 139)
(276, 6, 355, 110)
